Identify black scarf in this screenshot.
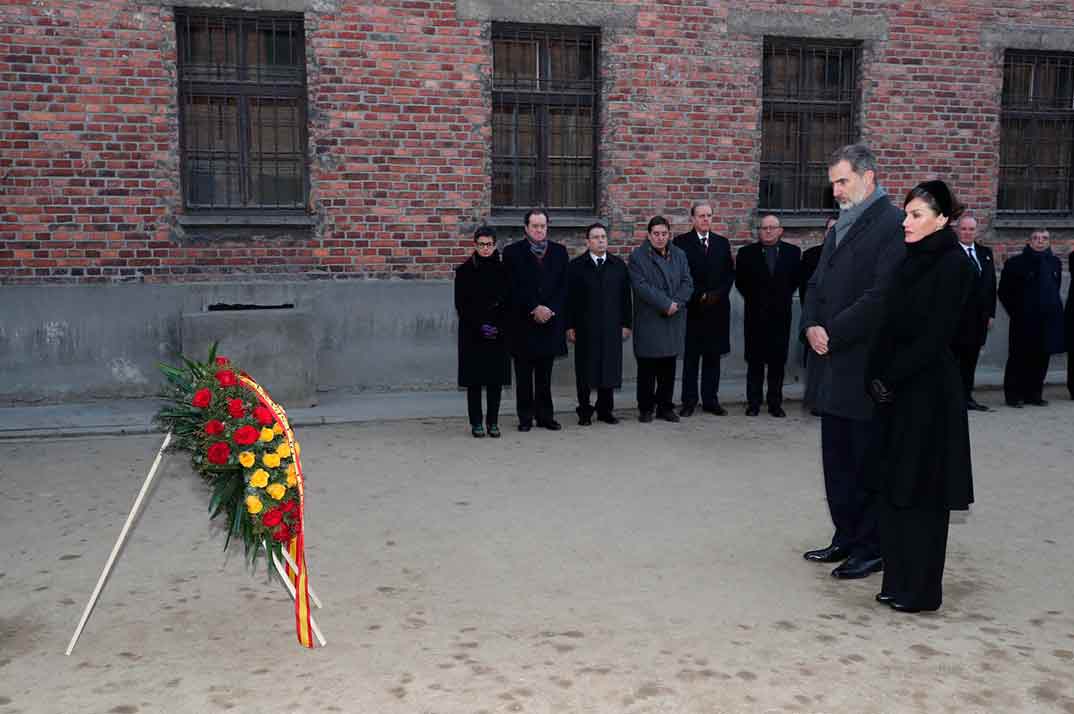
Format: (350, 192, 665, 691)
(895, 225, 958, 287)
(471, 248, 501, 268)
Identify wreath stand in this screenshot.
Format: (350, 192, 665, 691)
(65, 431, 326, 655)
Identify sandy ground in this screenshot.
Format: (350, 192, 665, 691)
(1, 389, 1073, 714)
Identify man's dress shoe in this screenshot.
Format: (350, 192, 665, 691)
(471, 425, 485, 438)
(578, 414, 593, 426)
(769, 406, 786, 418)
(1026, 398, 1048, 407)
(803, 544, 850, 563)
(745, 405, 760, 417)
(966, 398, 989, 411)
(831, 555, 883, 579)
(678, 404, 695, 418)
(638, 411, 654, 423)
(888, 600, 938, 613)
(596, 413, 619, 424)
(486, 424, 501, 438)
(657, 408, 680, 423)
(518, 423, 532, 432)
(537, 419, 562, 431)
(1005, 400, 1023, 408)
(875, 592, 895, 604)
(703, 403, 727, 416)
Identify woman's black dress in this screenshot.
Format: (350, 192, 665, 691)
(866, 226, 975, 611)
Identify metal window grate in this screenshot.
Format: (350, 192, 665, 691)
(176, 9, 309, 211)
(491, 23, 599, 212)
(759, 38, 861, 213)
(998, 51, 1074, 215)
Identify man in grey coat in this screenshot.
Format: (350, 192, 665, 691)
(801, 144, 905, 580)
(629, 215, 694, 423)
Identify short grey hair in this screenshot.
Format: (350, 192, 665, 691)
(829, 143, 878, 175)
(690, 200, 713, 216)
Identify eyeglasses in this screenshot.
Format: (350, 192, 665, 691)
(760, 226, 781, 231)
(476, 241, 495, 248)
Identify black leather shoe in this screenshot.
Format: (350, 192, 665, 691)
(1026, 398, 1048, 406)
(518, 423, 532, 432)
(769, 406, 786, 418)
(486, 424, 501, 438)
(578, 414, 593, 426)
(638, 411, 654, 423)
(537, 419, 562, 431)
(679, 404, 696, 418)
(703, 403, 727, 416)
(889, 600, 939, 613)
(471, 425, 485, 438)
(596, 413, 619, 425)
(803, 544, 850, 563)
(966, 398, 990, 411)
(875, 592, 895, 604)
(1005, 400, 1023, 408)
(745, 405, 759, 416)
(832, 556, 883, 579)
(657, 408, 680, 423)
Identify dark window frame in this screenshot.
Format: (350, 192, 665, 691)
(998, 50, 1074, 218)
(491, 22, 600, 218)
(759, 37, 862, 216)
(175, 7, 311, 214)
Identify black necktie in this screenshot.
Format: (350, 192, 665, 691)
(597, 257, 604, 268)
(967, 246, 981, 274)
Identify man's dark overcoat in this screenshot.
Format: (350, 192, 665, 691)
(567, 251, 633, 389)
(952, 242, 997, 349)
(502, 238, 569, 359)
(866, 226, 974, 510)
(454, 251, 512, 387)
(998, 246, 1065, 356)
(735, 240, 802, 364)
(628, 241, 694, 359)
(673, 230, 735, 356)
(798, 244, 823, 306)
(801, 197, 905, 421)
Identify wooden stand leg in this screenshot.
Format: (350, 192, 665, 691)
(268, 544, 327, 647)
(66, 431, 173, 656)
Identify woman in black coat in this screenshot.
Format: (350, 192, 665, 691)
(866, 180, 975, 613)
(454, 226, 511, 438)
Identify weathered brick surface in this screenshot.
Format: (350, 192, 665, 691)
(1, 0, 1072, 285)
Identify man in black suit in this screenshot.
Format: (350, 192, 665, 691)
(566, 222, 632, 425)
(503, 208, 569, 431)
(950, 214, 997, 411)
(673, 201, 735, 417)
(801, 144, 905, 580)
(736, 214, 801, 417)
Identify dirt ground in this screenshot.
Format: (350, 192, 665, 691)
(1, 388, 1073, 714)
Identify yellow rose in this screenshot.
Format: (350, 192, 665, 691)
(245, 495, 263, 514)
(266, 483, 286, 500)
(259, 427, 275, 442)
(286, 463, 297, 487)
(262, 452, 281, 468)
(276, 443, 291, 458)
(238, 451, 255, 468)
(273, 422, 284, 435)
(249, 469, 269, 488)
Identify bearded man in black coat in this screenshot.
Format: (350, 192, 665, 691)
(735, 214, 801, 417)
(673, 200, 735, 416)
(503, 208, 569, 431)
(800, 144, 905, 580)
(566, 222, 632, 425)
(999, 228, 1065, 407)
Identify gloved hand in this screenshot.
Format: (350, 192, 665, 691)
(868, 378, 894, 405)
(480, 324, 499, 339)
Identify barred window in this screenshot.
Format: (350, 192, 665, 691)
(998, 51, 1074, 215)
(492, 23, 599, 214)
(759, 38, 861, 214)
(176, 9, 309, 211)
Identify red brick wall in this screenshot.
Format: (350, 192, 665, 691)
(2, 0, 1072, 284)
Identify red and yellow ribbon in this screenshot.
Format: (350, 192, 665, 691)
(238, 374, 315, 648)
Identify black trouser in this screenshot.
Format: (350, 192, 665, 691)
(1003, 346, 1050, 403)
(1068, 350, 1074, 400)
(746, 358, 785, 409)
(513, 355, 555, 425)
(636, 356, 676, 414)
(681, 343, 721, 408)
(880, 501, 950, 610)
(577, 381, 614, 417)
(466, 385, 502, 427)
(821, 414, 880, 559)
(952, 342, 982, 400)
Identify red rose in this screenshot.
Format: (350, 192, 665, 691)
(204, 419, 225, 436)
(215, 370, 238, 387)
(233, 425, 259, 446)
(227, 398, 245, 419)
(215, 356, 230, 366)
(273, 525, 291, 543)
(281, 500, 296, 513)
(206, 442, 231, 465)
(192, 388, 212, 408)
(253, 405, 275, 426)
(262, 508, 283, 527)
